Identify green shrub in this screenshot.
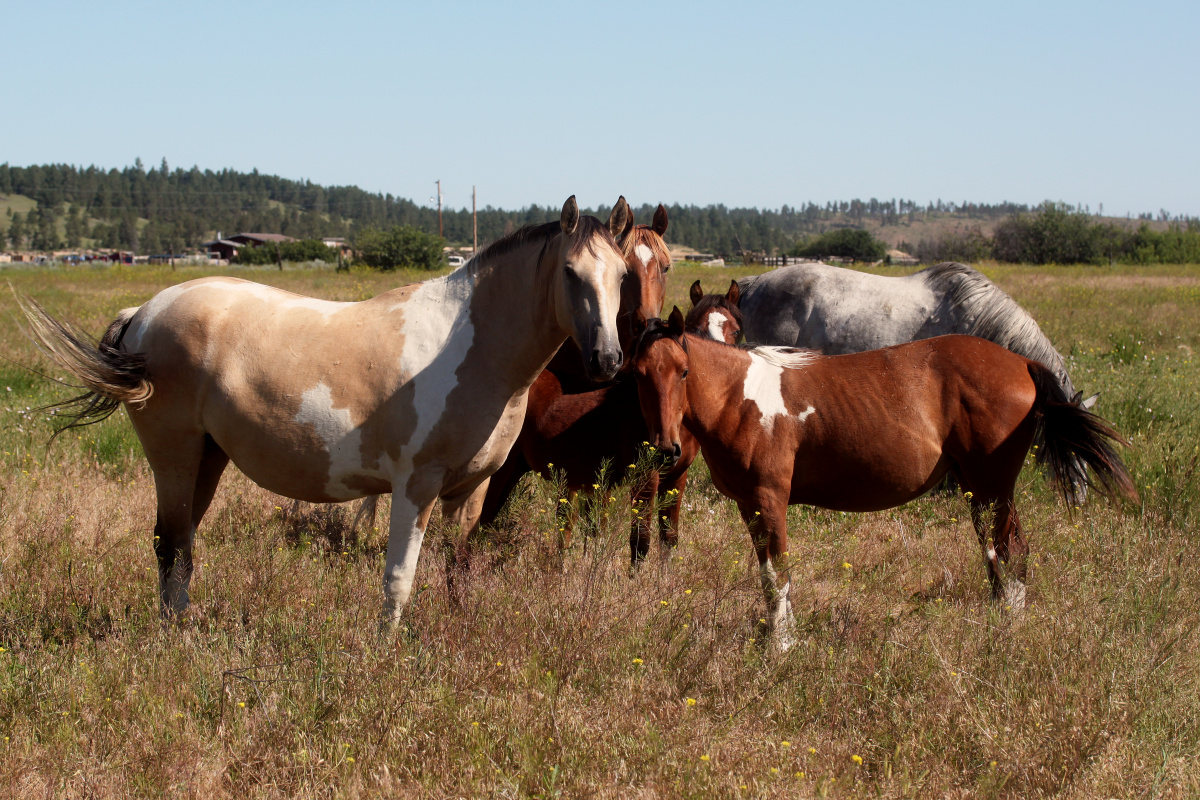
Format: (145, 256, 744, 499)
(789, 228, 885, 262)
(351, 225, 446, 271)
(232, 239, 337, 265)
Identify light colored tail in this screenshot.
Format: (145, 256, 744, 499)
(17, 296, 151, 435)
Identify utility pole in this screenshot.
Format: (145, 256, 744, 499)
(472, 185, 477, 253)
(436, 179, 443, 238)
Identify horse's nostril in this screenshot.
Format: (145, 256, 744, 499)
(672, 442, 682, 460)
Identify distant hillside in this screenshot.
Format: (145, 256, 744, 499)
(0, 161, 1189, 257)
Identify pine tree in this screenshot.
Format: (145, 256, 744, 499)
(7, 212, 24, 248)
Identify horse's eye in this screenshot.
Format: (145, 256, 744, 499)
(734, 330, 742, 339)
(661, 264, 670, 273)
(681, 369, 689, 379)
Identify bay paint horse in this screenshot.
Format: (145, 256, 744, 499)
(687, 279, 743, 344)
(22, 196, 633, 624)
(629, 308, 1137, 650)
(737, 261, 1097, 498)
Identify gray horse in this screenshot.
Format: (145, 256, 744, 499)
(737, 261, 1091, 405)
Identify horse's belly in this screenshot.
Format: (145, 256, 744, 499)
(789, 442, 944, 512)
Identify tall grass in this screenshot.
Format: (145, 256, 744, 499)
(0, 262, 1197, 797)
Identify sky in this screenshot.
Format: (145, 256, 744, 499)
(4, 1, 1197, 217)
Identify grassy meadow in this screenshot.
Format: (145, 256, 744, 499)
(0, 259, 1198, 798)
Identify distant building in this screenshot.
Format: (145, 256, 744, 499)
(202, 232, 296, 261)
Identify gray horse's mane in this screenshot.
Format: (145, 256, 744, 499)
(922, 262, 1074, 394)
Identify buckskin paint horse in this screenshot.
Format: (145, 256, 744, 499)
(629, 308, 1137, 650)
(22, 196, 633, 624)
(477, 270, 743, 564)
(353, 203, 674, 540)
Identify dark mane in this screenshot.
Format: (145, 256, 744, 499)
(631, 317, 687, 360)
(685, 294, 743, 333)
(469, 215, 619, 274)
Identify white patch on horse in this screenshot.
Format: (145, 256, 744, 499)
(294, 382, 364, 500)
(391, 269, 477, 482)
(744, 349, 815, 431)
(635, 243, 654, 266)
(705, 311, 726, 341)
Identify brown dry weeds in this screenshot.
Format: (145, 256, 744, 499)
(0, 263, 1197, 798)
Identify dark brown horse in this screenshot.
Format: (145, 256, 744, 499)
(629, 308, 1137, 649)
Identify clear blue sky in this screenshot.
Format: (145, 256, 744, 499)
(5, 1, 1197, 217)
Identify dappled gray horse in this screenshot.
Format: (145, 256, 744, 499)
(738, 261, 1087, 403)
(737, 261, 1095, 497)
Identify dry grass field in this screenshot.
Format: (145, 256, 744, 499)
(0, 260, 1198, 798)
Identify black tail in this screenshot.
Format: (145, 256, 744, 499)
(1028, 363, 1138, 506)
(17, 297, 151, 439)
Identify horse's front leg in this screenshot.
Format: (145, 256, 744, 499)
(442, 478, 491, 603)
(739, 493, 796, 652)
(381, 490, 439, 627)
(629, 471, 659, 564)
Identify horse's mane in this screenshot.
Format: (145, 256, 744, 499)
(470, 216, 618, 275)
(921, 262, 1074, 394)
(745, 345, 817, 370)
(685, 294, 743, 333)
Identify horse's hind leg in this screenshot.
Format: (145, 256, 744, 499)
(967, 492, 1029, 610)
(144, 432, 223, 618)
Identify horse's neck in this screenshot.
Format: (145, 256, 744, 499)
(464, 246, 565, 394)
(682, 337, 746, 441)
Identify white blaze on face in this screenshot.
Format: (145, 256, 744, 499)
(635, 243, 655, 267)
(705, 311, 726, 342)
(569, 249, 622, 351)
(294, 382, 364, 499)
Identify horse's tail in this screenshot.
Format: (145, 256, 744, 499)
(1028, 362, 1137, 506)
(17, 297, 151, 437)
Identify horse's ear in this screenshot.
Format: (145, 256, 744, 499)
(560, 195, 580, 235)
(632, 307, 649, 339)
(606, 196, 631, 241)
(726, 279, 740, 306)
(689, 280, 704, 306)
(667, 305, 686, 337)
(652, 203, 668, 235)
(619, 202, 635, 243)
(1081, 392, 1099, 410)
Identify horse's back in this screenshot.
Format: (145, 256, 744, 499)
(739, 264, 937, 352)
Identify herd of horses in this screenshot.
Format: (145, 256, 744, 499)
(22, 196, 1137, 649)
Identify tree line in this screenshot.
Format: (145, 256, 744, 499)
(2, 162, 1197, 265)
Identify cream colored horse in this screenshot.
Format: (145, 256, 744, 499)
(23, 196, 632, 624)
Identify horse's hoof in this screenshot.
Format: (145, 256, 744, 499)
(1002, 580, 1026, 612)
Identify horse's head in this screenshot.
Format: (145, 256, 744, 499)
(548, 195, 632, 382)
(685, 279, 742, 344)
(618, 204, 672, 350)
(630, 306, 689, 468)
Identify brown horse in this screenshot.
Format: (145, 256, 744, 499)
(22, 196, 633, 624)
(477, 265, 745, 563)
(629, 308, 1137, 649)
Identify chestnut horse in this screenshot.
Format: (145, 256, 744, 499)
(23, 196, 633, 624)
(477, 264, 745, 563)
(629, 308, 1137, 649)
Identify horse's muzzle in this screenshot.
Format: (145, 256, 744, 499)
(586, 346, 623, 381)
(656, 441, 682, 469)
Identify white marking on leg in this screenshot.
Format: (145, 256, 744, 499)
(635, 243, 654, 266)
(1004, 578, 1026, 611)
(294, 382, 365, 500)
(382, 494, 427, 624)
(759, 560, 797, 651)
(705, 311, 726, 341)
